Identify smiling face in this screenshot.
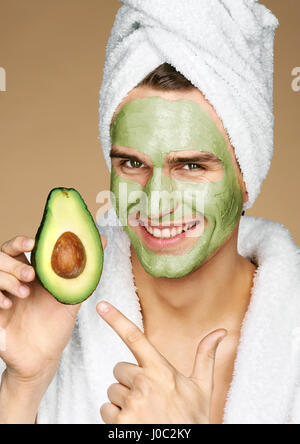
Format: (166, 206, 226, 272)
(110, 88, 246, 278)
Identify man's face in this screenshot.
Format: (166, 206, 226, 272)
(110, 88, 245, 278)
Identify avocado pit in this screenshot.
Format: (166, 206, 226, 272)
(51, 231, 86, 279)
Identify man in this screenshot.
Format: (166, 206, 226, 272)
(0, 1, 300, 424)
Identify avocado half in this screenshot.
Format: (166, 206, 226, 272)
(32, 188, 103, 305)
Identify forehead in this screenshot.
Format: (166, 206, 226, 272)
(110, 96, 228, 164)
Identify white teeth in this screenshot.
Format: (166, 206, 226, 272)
(176, 226, 183, 236)
(143, 221, 198, 239)
(147, 226, 154, 235)
(171, 227, 177, 237)
(161, 228, 171, 239)
(153, 228, 161, 238)
(184, 222, 197, 232)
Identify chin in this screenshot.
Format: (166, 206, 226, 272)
(132, 245, 209, 279)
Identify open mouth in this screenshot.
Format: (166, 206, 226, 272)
(127, 212, 205, 250)
(139, 220, 201, 239)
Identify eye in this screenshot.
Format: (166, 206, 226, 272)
(124, 159, 144, 169)
(182, 163, 204, 171)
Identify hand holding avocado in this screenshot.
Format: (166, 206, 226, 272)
(0, 189, 106, 423)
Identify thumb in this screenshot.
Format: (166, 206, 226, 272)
(190, 329, 227, 393)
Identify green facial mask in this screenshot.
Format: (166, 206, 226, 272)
(110, 97, 243, 278)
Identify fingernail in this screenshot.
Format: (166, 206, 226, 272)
(98, 302, 110, 313)
(19, 286, 29, 297)
(21, 268, 31, 280)
(24, 239, 34, 250)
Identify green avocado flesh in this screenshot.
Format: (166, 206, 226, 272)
(32, 188, 103, 305)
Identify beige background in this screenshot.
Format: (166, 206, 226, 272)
(0, 0, 299, 246)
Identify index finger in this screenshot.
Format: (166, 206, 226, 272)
(97, 301, 166, 368)
(0, 236, 35, 257)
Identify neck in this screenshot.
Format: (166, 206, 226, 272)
(131, 227, 257, 340)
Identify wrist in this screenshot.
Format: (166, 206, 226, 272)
(0, 369, 52, 424)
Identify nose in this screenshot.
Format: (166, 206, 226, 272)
(143, 168, 181, 221)
(144, 167, 173, 194)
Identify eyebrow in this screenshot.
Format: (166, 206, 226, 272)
(167, 152, 221, 165)
(110, 148, 145, 163)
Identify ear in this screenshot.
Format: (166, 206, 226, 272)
(235, 159, 248, 207)
(241, 179, 249, 206)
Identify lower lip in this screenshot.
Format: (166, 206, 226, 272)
(139, 223, 198, 248)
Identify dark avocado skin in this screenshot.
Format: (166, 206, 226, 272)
(32, 187, 103, 305)
(31, 188, 55, 272)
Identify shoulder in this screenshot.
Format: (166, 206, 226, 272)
(240, 216, 299, 249)
(239, 215, 300, 267)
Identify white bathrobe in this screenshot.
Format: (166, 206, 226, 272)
(1, 212, 300, 424)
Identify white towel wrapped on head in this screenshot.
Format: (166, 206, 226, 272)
(99, 0, 279, 209)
